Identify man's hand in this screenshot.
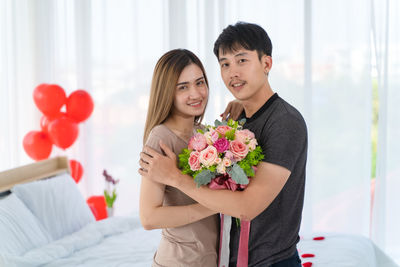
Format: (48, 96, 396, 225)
(220, 99, 244, 121)
(138, 141, 181, 186)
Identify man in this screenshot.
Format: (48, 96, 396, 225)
(139, 22, 307, 267)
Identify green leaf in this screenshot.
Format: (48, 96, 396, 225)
(215, 119, 228, 126)
(224, 129, 236, 140)
(104, 189, 117, 208)
(194, 170, 216, 187)
(178, 148, 194, 176)
(239, 118, 246, 126)
(227, 164, 249, 185)
(214, 119, 223, 127)
(197, 129, 204, 134)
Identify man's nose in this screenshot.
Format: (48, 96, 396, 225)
(229, 64, 239, 79)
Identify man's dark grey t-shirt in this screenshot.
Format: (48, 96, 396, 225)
(229, 93, 307, 267)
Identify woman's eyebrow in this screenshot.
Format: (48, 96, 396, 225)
(176, 76, 204, 86)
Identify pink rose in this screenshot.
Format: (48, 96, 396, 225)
(224, 151, 235, 161)
(189, 151, 201, 171)
(188, 133, 207, 151)
(235, 129, 255, 144)
(222, 157, 232, 167)
(204, 130, 219, 145)
(215, 125, 232, 136)
(229, 139, 249, 160)
(213, 138, 229, 153)
(199, 145, 218, 167)
(217, 162, 226, 174)
(248, 139, 258, 151)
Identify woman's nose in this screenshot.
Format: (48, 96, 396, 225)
(189, 86, 202, 99)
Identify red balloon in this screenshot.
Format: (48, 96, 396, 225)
(33, 84, 67, 117)
(23, 131, 53, 161)
(48, 117, 79, 149)
(66, 90, 94, 123)
(40, 112, 67, 133)
(69, 159, 84, 183)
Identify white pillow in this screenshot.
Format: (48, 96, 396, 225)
(12, 173, 95, 241)
(0, 194, 52, 255)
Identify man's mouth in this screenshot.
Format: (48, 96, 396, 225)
(230, 81, 246, 89)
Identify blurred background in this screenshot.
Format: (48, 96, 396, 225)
(0, 0, 399, 263)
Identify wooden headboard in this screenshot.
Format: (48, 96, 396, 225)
(0, 157, 70, 192)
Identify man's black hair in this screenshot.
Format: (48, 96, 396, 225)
(213, 22, 272, 60)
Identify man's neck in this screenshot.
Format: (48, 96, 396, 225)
(242, 84, 274, 118)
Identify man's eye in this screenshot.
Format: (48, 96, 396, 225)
(239, 59, 247, 63)
(221, 63, 229, 68)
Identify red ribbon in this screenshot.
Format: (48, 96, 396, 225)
(237, 220, 250, 267)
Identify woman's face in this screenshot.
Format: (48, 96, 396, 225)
(172, 63, 208, 118)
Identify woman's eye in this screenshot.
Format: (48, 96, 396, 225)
(178, 86, 187, 90)
(197, 80, 204, 86)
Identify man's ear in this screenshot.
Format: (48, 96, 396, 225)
(262, 55, 272, 75)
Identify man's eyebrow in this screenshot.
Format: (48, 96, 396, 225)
(235, 52, 248, 57)
(218, 52, 249, 62)
(176, 76, 204, 86)
(218, 57, 227, 63)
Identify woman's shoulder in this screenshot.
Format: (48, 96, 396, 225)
(146, 124, 175, 153)
(149, 124, 168, 136)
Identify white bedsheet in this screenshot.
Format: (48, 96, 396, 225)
(1, 216, 397, 267)
(298, 233, 399, 267)
(0, 216, 160, 267)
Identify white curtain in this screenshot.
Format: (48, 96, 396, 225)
(0, 0, 398, 262)
(371, 0, 400, 262)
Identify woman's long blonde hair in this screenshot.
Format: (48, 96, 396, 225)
(143, 49, 209, 144)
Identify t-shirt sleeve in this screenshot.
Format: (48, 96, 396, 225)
(260, 113, 307, 172)
(144, 127, 175, 156)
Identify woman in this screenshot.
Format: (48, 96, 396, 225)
(139, 49, 219, 267)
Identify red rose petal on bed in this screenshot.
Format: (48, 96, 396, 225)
(302, 262, 313, 267)
(313, 236, 325, 240)
(301, 253, 315, 258)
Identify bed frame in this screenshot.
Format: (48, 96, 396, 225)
(0, 157, 70, 193)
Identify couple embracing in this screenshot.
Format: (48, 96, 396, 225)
(139, 22, 307, 267)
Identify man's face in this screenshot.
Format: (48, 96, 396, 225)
(218, 48, 270, 102)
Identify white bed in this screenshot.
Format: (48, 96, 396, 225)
(0, 157, 398, 267)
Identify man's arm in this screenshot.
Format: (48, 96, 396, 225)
(139, 141, 290, 221)
(139, 167, 217, 230)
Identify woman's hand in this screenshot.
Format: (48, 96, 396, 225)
(220, 100, 244, 121)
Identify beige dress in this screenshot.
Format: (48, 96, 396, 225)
(145, 124, 219, 267)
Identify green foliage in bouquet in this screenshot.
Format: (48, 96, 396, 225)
(237, 146, 264, 177)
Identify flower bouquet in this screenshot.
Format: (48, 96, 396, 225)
(179, 119, 264, 190)
(178, 119, 264, 267)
